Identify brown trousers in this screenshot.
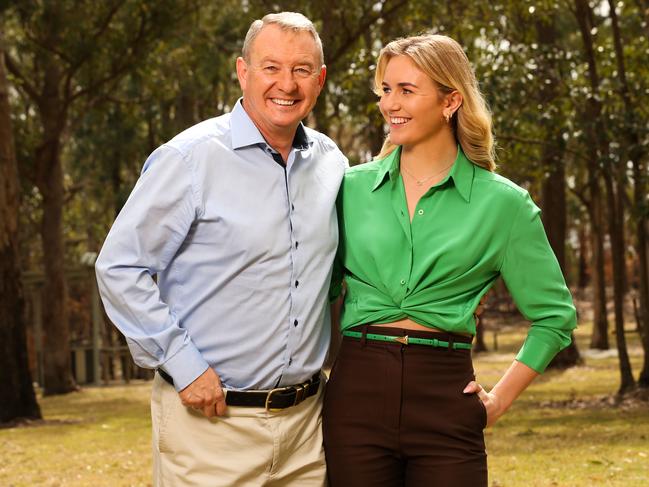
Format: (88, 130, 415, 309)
(323, 326, 487, 487)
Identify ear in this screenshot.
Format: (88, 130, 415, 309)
(317, 65, 327, 92)
(236, 57, 248, 92)
(445, 90, 463, 113)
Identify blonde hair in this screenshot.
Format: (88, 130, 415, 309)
(374, 34, 495, 171)
(243, 12, 324, 66)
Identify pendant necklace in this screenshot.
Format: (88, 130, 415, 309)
(401, 160, 454, 186)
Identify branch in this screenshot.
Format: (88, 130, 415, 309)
(63, 0, 127, 100)
(23, 29, 73, 65)
(4, 51, 40, 102)
(66, 7, 150, 107)
(329, 0, 409, 65)
(64, 183, 85, 204)
(568, 185, 590, 209)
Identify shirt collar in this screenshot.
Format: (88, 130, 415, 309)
(371, 144, 475, 202)
(371, 146, 402, 191)
(446, 146, 475, 203)
(230, 98, 310, 151)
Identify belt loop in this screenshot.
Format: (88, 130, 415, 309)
(447, 336, 455, 351)
(361, 324, 368, 347)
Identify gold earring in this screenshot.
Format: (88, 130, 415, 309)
(444, 112, 451, 123)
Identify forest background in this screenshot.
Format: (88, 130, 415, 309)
(1, 0, 648, 434)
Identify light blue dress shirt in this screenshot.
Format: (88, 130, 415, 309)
(95, 100, 347, 392)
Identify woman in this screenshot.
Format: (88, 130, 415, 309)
(323, 34, 577, 486)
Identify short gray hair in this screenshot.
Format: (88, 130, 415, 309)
(242, 12, 324, 66)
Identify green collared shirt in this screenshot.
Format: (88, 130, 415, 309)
(331, 146, 577, 373)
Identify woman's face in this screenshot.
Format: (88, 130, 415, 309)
(378, 55, 448, 148)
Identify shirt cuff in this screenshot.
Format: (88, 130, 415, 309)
(160, 343, 210, 392)
(515, 334, 564, 373)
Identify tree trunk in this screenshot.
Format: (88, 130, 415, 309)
(638, 211, 649, 386)
(0, 25, 42, 423)
(33, 50, 76, 395)
(36, 137, 76, 395)
(577, 221, 589, 290)
(574, 0, 635, 394)
(611, 0, 649, 388)
(589, 196, 609, 350)
(535, 13, 581, 369)
(609, 0, 648, 389)
(541, 162, 566, 272)
(543, 150, 581, 368)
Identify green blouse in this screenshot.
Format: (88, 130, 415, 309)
(331, 146, 577, 373)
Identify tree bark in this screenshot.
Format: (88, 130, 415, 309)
(38, 143, 76, 395)
(577, 219, 589, 290)
(0, 23, 42, 423)
(544, 146, 581, 367)
(588, 196, 610, 350)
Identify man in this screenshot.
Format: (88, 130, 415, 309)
(95, 12, 346, 486)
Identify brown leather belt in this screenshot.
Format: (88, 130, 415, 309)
(158, 369, 320, 411)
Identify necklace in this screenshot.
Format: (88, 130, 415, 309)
(401, 161, 454, 186)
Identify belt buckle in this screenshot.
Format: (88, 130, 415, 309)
(265, 386, 290, 412)
(392, 335, 409, 345)
(293, 384, 305, 406)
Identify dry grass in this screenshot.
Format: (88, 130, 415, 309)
(1, 321, 647, 486)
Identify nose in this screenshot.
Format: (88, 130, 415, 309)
(277, 68, 298, 93)
(380, 92, 400, 113)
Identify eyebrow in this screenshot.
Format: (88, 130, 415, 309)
(259, 57, 316, 68)
(382, 81, 419, 89)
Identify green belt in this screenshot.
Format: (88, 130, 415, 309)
(342, 330, 472, 350)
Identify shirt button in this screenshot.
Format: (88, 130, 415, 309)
(291, 204, 295, 211)
(289, 358, 293, 366)
(294, 319, 299, 327)
(400, 279, 406, 285)
(295, 241, 299, 249)
(418, 209, 424, 215)
(295, 280, 299, 288)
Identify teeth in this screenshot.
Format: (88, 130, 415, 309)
(391, 117, 410, 124)
(272, 98, 296, 106)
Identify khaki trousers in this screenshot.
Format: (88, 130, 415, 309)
(151, 373, 326, 487)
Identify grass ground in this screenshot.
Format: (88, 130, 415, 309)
(1, 322, 647, 487)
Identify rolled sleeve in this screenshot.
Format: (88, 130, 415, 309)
(500, 192, 577, 373)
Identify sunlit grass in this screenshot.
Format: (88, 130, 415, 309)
(1, 322, 647, 486)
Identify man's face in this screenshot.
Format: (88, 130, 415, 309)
(236, 24, 326, 141)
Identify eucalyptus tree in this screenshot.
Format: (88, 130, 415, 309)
(0, 15, 41, 423)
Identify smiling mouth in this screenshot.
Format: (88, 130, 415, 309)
(271, 98, 298, 106)
(390, 117, 410, 125)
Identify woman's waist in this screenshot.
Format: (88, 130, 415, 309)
(372, 318, 472, 337)
(340, 305, 477, 336)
